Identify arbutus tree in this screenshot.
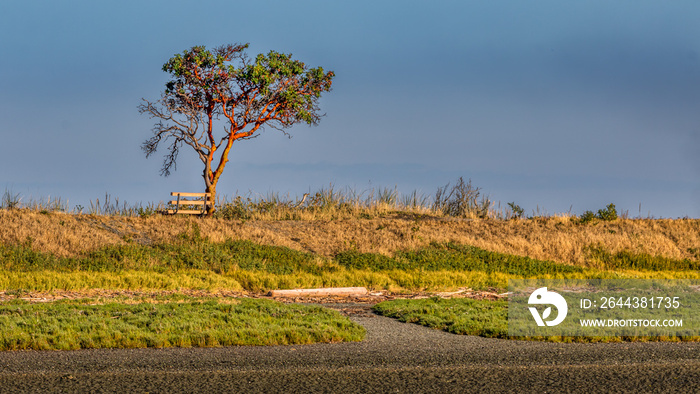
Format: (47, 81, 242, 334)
(139, 43, 335, 215)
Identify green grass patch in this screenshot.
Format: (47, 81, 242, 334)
(0, 297, 365, 350)
(337, 242, 585, 275)
(402, 242, 585, 275)
(586, 245, 700, 271)
(373, 298, 700, 343)
(3, 268, 694, 293)
(0, 240, 697, 292)
(0, 240, 335, 275)
(373, 297, 508, 338)
(0, 269, 245, 292)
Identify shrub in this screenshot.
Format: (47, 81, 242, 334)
(507, 202, 525, 219)
(579, 203, 618, 223)
(597, 203, 618, 221)
(579, 210, 596, 224)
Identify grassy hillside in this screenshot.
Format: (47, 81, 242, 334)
(0, 209, 698, 293)
(1, 209, 698, 265)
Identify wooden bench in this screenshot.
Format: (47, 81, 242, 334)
(166, 192, 212, 215)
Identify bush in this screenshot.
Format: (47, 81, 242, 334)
(579, 203, 618, 223)
(215, 196, 253, 220)
(597, 203, 618, 221)
(507, 202, 525, 219)
(579, 210, 596, 224)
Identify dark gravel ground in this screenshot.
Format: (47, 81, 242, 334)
(0, 304, 698, 393)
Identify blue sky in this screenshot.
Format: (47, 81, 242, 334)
(1, 1, 698, 217)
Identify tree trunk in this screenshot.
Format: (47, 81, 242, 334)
(205, 183, 216, 216)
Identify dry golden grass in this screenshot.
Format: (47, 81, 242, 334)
(1, 209, 698, 266)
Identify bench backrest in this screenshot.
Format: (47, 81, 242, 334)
(167, 192, 213, 215)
